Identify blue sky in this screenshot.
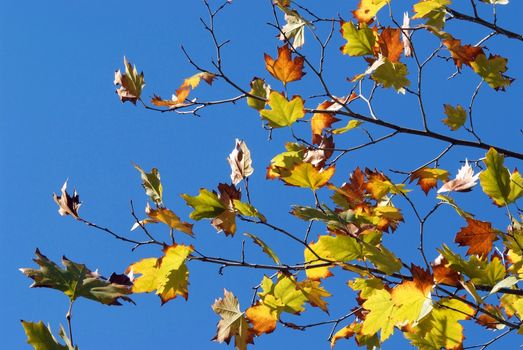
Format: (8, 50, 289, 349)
(1, 0, 522, 349)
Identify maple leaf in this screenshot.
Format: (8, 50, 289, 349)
(181, 188, 227, 220)
(480, 147, 523, 206)
(455, 218, 498, 258)
(471, 54, 513, 91)
(278, 10, 309, 49)
(391, 265, 434, 324)
(330, 324, 356, 348)
(412, 0, 450, 29)
(437, 160, 480, 193)
(114, 57, 145, 104)
(432, 255, 460, 286)
(281, 162, 335, 190)
(266, 142, 306, 179)
(295, 279, 331, 313)
(126, 244, 193, 304)
(371, 58, 410, 93)
(303, 135, 335, 168)
(212, 289, 254, 350)
(443, 37, 484, 69)
(131, 203, 193, 237)
(352, 0, 389, 23)
(134, 164, 163, 206)
(20, 249, 133, 305)
(476, 304, 505, 330)
(442, 104, 467, 131)
(21, 321, 75, 350)
(228, 139, 254, 185)
(260, 91, 305, 128)
(247, 77, 270, 111)
(409, 167, 449, 194)
(233, 200, 266, 222)
(53, 180, 81, 220)
(264, 45, 305, 85)
(340, 22, 376, 57)
(311, 101, 340, 144)
(378, 28, 403, 63)
(245, 303, 278, 335)
(244, 233, 280, 264)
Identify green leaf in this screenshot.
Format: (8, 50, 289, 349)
(479, 148, 523, 206)
(134, 164, 163, 206)
(21, 321, 76, 350)
(244, 233, 281, 264)
(412, 0, 450, 29)
(259, 274, 307, 315)
(181, 188, 226, 220)
(442, 104, 467, 131)
(291, 205, 354, 231)
(361, 241, 402, 275)
(437, 194, 474, 218)
(20, 249, 133, 305)
(233, 200, 266, 222)
(332, 120, 363, 134)
(280, 162, 335, 190)
(247, 77, 269, 111)
(471, 54, 513, 90)
(371, 59, 410, 93)
(340, 22, 376, 56)
(260, 91, 305, 128)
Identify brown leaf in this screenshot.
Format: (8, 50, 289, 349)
(311, 101, 340, 144)
(211, 183, 241, 236)
(432, 255, 460, 286)
(228, 139, 254, 185)
(476, 305, 505, 330)
(152, 72, 215, 108)
(410, 167, 449, 195)
(264, 45, 305, 85)
(378, 28, 403, 63)
(303, 135, 335, 168)
(245, 303, 278, 335)
(53, 180, 81, 219)
(114, 57, 145, 104)
(455, 218, 498, 258)
(443, 37, 484, 70)
(437, 160, 479, 193)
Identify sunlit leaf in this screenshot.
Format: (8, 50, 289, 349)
(53, 180, 81, 220)
(340, 22, 376, 56)
(438, 160, 479, 194)
(114, 57, 144, 104)
(260, 91, 305, 128)
(21, 321, 75, 350)
(181, 188, 226, 220)
(134, 164, 163, 206)
(247, 77, 270, 111)
(228, 139, 254, 185)
(454, 218, 498, 258)
(353, 0, 389, 23)
(264, 45, 305, 85)
(442, 104, 467, 131)
(471, 54, 513, 90)
(244, 233, 280, 264)
(371, 58, 410, 93)
(281, 162, 335, 190)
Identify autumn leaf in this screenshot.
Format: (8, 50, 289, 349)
(409, 167, 449, 194)
(212, 289, 254, 350)
(53, 180, 81, 220)
(455, 218, 498, 258)
(134, 164, 163, 206)
(402, 12, 413, 57)
(131, 203, 193, 237)
(303, 135, 335, 167)
(211, 183, 241, 236)
(260, 91, 305, 128)
(264, 45, 305, 85)
(20, 249, 133, 305)
(126, 244, 192, 304)
(437, 160, 480, 193)
(244, 233, 280, 264)
(443, 37, 484, 69)
(330, 324, 356, 348)
(412, 0, 450, 29)
(281, 162, 335, 190)
(353, 0, 389, 23)
(340, 22, 376, 57)
(247, 77, 270, 111)
(21, 321, 75, 350)
(371, 58, 410, 93)
(311, 101, 340, 144)
(295, 279, 331, 313)
(228, 139, 254, 185)
(480, 147, 523, 206)
(432, 255, 460, 286)
(378, 28, 403, 63)
(245, 303, 278, 335)
(471, 54, 513, 90)
(278, 10, 309, 49)
(181, 188, 226, 220)
(266, 142, 306, 179)
(332, 120, 363, 134)
(114, 57, 144, 104)
(233, 200, 266, 222)
(476, 305, 506, 330)
(442, 104, 467, 131)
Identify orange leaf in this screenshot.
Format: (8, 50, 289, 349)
(454, 218, 498, 258)
(245, 303, 278, 335)
(311, 101, 340, 144)
(432, 256, 460, 286)
(476, 305, 505, 330)
(378, 28, 403, 63)
(443, 37, 484, 70)
(264, 45, 305, 85)
(353, 0, 388, 24)
(410, 167, 449, 195)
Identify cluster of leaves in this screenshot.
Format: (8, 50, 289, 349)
(21, 0, 523, 349)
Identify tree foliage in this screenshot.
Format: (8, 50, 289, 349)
(20, 0, 523, 349)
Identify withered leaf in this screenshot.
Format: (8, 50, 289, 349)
(53, 180, 81, 220)
(228, 139, 254, 185)
(114, 57, 145, 104)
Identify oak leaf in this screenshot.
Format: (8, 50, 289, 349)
(455, 218, 498, 258)
(260, 91, 305, 128)
(126, 244, 193, 304)
(212, 289, 254, 350)
(114, 57, 144, 104)
(264, 45, 305, 85)
(228, 139, 254, 185)
(437, 160, 479, 193)
(53, 180, 81, 220)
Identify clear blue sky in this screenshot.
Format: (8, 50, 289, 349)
(1, 0, 522, 349)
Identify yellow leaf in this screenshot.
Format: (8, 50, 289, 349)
(260, 91, 305, 128)
(245, 303, 278, 335)
(353, 0, 389, 23)
(126, 244, 193, 304)
(281, 162, 335, 190)
(264, 45, 305, 85)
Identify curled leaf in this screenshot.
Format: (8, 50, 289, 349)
(228, 139, 254, 185)
(53, 180, 81, 220)
(437, 160, 480, 193)
(114, 57, 144, 104)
